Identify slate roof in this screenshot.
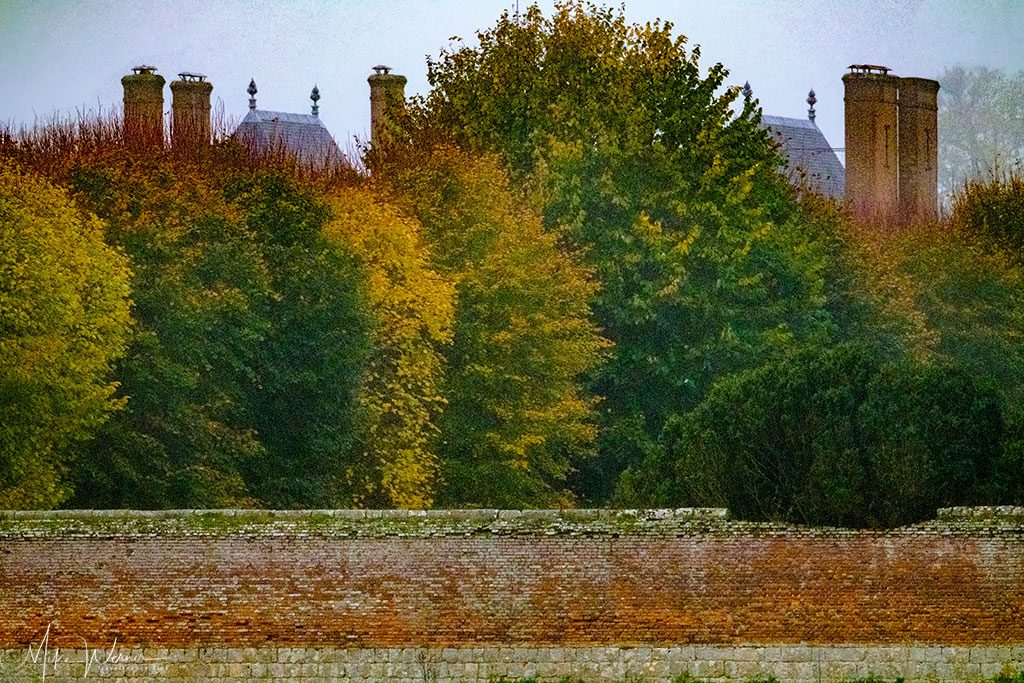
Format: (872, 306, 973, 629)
(234, 109, 346, 170)
(761, 115, 845, 198)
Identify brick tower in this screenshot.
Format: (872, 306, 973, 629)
(898, 77, 940, 224)
(170, 72, 213, 152)
(367, 65, 407, 144)
(121, 65, 165, 149)
(843, 65, 900, 224)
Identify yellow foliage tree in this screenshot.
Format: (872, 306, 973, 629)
(379, 145, 608, 507)
(0, 159, 131, 508)
(323, 188, 455, 507)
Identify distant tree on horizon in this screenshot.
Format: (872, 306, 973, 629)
(939, 65, 1024, 201)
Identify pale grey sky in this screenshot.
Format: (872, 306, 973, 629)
(2, 0, 1022, 162)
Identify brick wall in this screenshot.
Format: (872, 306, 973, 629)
(1, 507, 1022, 682)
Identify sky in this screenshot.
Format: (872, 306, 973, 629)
(2, 0, 1023, 164)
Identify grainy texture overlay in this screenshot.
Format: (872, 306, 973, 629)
(1, 507, 1022, 682)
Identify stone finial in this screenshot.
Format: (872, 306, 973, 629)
(248, 79, 257, 111)
(742, 81, 753, 102)
(311, 85, 320, 117)
(807, 88, 817, 122)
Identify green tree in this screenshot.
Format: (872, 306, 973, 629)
(0, 159, 131, 508)
(620, 344, 1005, 528)
(381, 145, 607, 507)
(417, 2, 837, 500)
(223, 173, 374, 508)
(67, 160, 274, 507)
(66, 160, 374, 509)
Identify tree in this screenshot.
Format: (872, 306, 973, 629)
(322, 187, 455, 508)
(65, 158, 375, 509)
(951, 171, 1024, 261)
(882, 219, 1024, 407)
(223, 173, 374, 508)
(67, 160, 275, 508)
(417, 1, 838, 500)
(0, 159, 131, 508)
(620, 344, 1006, 528)
(380, 145, 607, 507)
(939, 66, 1024, 201)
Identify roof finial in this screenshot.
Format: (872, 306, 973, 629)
(247, 78, 257, 111)
(310, 84, 320, 117)
(742, 81, 753, 103)
(806, 88, 817, 122)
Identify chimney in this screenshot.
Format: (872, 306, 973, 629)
(170, 71, 213, 151)
(122, 65, 165, 149)
(367, 65, 407, 143)
(843, 64, 900, 225)
(898, 77, 940, 224)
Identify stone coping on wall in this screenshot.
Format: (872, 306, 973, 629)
(0, 505, 1021, 538)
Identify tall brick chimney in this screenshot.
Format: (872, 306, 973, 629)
(843, 65, 900, 225)
(844, 65, 941, 226)
(170, 72, 213, 151)
(898, 77, 940, 224)
(367, 65, 407, 143)
(122, 65, 165, 149)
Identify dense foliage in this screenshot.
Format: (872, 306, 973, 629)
(379, 145, 606, 507)
(0, 160, 131, 508)
(619, 344, 1005, 528)
(1, 3, 1023, 525)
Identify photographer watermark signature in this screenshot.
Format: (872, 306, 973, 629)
(2, 622, 167, 681)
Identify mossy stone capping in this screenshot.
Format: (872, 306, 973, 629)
(938, 506, 1024, 520)
(0, 507, 1022, 538)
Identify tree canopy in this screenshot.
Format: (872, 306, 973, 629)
(380, 144, 607, 507)
(0, 159, 131, 508)
(415, 1, 841, 499)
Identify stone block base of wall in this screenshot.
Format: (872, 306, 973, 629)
(2, 645, 1022, 683)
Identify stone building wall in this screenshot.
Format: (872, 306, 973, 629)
(1, 507, 1022, 682)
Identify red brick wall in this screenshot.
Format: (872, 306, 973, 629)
(1, 510, 1022, 649)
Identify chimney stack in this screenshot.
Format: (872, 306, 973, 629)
(843, 65, 899, 225)
(122, 65, 165, 149)
(170, 72, 213, 152)
(898, 77, 940, 224)
(368, 65, 407, 143)
(843, 65, 940, 226)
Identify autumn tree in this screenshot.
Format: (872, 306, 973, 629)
(323, 187, 455, 508)
(379, 145, 607, 507)
(0, 159, 131, 508)
(416, 1, 838, 500)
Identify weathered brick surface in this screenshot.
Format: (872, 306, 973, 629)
(0, 508, 1022, 681)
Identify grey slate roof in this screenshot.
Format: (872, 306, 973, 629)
(761, 115, 845, 198)
(234, 109, 346, 170)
